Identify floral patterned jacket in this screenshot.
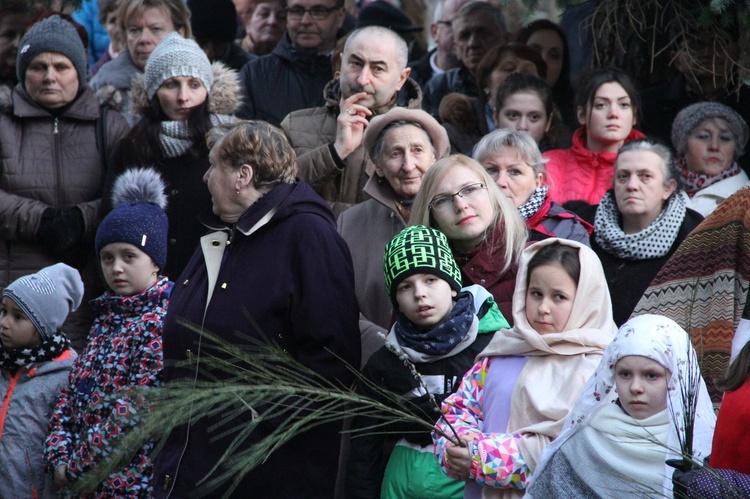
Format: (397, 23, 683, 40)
(44, 278, 171, 498)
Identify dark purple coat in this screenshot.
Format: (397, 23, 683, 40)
(153, 180, 360, 498)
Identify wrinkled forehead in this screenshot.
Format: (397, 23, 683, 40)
(453, 14, 496, 34)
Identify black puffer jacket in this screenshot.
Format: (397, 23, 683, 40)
(236, 34, 333, 126)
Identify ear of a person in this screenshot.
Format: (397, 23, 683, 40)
(396, 67, 412, 91)
(239, 163, 254, 188)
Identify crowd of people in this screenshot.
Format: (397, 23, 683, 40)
(2, 0, 750, 497)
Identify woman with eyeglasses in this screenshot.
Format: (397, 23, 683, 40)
(410, 155, 527, 323)
(474, 130, 592, 244)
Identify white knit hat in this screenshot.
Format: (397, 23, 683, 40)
(145, 32, 213, 99)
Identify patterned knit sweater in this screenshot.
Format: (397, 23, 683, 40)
(633, 185, 750, 405)
(44, 278, 172, 497)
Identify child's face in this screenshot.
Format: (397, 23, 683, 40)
(100, 242, 159, 296)
(0, 297, 42, 349)
(525, 264, 577, 334)
(396, 273, 457, 328)
(615, 355, 670, 420)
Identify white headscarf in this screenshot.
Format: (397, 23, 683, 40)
(531, 314, 716, 496)
(478, 238, 618, 474)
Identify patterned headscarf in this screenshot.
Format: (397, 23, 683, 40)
(532, 314, 716, 497)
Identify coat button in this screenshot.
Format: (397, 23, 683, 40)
(171, 189, 178, 195)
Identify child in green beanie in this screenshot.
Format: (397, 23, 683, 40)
(345, 225, 509, 499)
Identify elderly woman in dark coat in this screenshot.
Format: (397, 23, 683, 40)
(152, 121, 360, 498)
(337, 107, 450, 365)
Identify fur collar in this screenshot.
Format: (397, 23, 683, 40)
(0, 84, 12, 113)
(130, 61, 241, 118)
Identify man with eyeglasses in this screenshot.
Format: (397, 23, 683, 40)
(408, 0, 469, 88)
(422, 1, 508, 118)
(236, 0, 345, 126)
(281, 25, 422, 215)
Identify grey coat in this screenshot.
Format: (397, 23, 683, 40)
(337, 175, 407, 365)
(0, 350, 77, 498)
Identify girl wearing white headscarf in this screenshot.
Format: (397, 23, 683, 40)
(432, 238, 617, 499)
(526, 314, 716, 498)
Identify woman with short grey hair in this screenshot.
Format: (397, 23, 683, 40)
(579, 139, 704, 325)
(474, 129, 592, 244)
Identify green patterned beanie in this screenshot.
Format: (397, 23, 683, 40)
(383, 225, 463, 304)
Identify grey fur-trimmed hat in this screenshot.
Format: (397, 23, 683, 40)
(671, 102, 749, 158)
(3, 263, 83, 340)
(16, 15, 87, 91)
(364, 107, 450, 162)
(145, 32, 213, 99)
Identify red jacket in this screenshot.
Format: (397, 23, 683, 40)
(543, 127, 646, 205)
(710, 378, 750, 473)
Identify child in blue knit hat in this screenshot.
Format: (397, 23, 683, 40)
(0, 263, 82, 498)
(346, 225, 509, 499)
(44, 168, 172, 497)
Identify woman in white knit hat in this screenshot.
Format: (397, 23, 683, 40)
(103, 32, 241, 278)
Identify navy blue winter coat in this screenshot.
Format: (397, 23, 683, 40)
(153, 180, 360, 498)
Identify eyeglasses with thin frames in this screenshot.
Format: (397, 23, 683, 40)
(429, 183, 487, 212)
(285, 5, 340, 20)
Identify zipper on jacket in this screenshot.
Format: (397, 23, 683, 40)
(0, 370, 22, 441)
(53, 118, 58, 134)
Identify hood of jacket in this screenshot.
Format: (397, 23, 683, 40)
(322, 76, 423, 115)
(201, 180, 336, 235)
(2, 83, 100, 120)
(130, 61, 242, 118)
(273, 33, 333, 72)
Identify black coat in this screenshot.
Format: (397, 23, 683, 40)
(152, 180, 360, 498)
(346, 330, 494, 499)
(576, 203, 704, 326)
(422, 65, 477, 118)
(237, 34, 333, 126)
(408, 48, 436, 89)
(103, 142, 212, 280)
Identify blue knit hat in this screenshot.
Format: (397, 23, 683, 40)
(3, 263, 83, 340)
(96, 168, 169, 270)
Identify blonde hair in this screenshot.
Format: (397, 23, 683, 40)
(118, 0, 192, 38)
(410, 155, 527, 274)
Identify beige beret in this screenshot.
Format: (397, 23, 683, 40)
(364, 107, 450, 160)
